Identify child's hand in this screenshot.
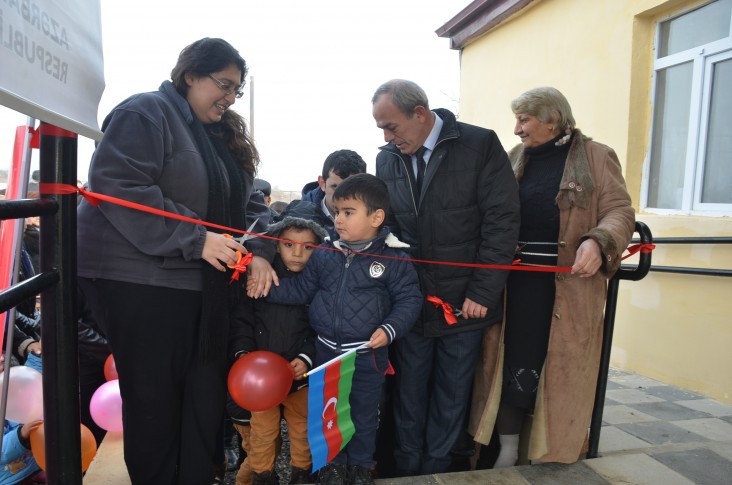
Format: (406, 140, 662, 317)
(27, 341, 42, 356)
(368, 328, 388, 349)
(20, 420, 43, 441)
(246, 256, 279, 299)
(291, 358, 307, 380)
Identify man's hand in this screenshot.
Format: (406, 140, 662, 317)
(461, 298, 487, 319)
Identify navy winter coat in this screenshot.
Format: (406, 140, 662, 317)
(266, 229, 422, 352)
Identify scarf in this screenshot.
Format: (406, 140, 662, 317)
(189, 117, 246, 364)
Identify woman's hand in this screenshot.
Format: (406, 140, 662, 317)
(571, 239, 602, 277)
(245, 256, 278, 298)
(201, 232, 247, 272)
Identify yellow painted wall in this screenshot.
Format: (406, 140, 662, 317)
(457, 0, 732, 402)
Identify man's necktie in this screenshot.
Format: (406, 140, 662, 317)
(415, 146, 427, 194)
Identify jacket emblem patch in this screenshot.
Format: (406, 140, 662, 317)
(369, 261, 386, 278)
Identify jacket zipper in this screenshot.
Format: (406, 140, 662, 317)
(333, 250, 353, 353)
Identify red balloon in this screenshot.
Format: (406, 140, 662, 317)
(228, 351, 294, 412)
(104, 354, 118, 381)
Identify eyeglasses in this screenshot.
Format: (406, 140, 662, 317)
(207, 74, 244, 99)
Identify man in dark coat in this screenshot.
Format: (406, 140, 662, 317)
(372, 79, 520, 476)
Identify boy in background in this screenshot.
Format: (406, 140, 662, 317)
(228, 202, 328, 485)
(261, 174, 422, 485)
(300, 149, 367, 240)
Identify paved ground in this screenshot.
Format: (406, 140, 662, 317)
(368, 367, 732, 484)
(87, 367, 732, 484)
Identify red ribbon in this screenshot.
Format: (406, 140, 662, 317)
(384, 360, 395, 376)
(426, 295, 459, 325)
(229, 252, 254, 284)
(45, 183, 659, 275)
(621, 243, 656, 260)
(41, 183, 277, 241)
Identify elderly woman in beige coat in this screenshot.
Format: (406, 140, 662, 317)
(469, 87, 635, 466)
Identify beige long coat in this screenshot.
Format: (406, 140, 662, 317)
(468, 130, 635, 463)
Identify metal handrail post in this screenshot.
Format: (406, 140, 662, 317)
(587, 221, 653, 458)
(39, 123, 82, 484)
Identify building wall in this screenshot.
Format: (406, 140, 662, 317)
(457, 0, 732, 402)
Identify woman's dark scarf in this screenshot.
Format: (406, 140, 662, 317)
(189, 117, 246, 364)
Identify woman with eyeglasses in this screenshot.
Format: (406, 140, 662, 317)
(77, 38, 277, 484)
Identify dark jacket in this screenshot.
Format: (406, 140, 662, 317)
(300, 182, 336, 239)
(227, 256, 316, 422)
(229, 257, 316, 372)
(23, 224, 40, 275)
(77, 81, 274, 291)
(10, 324, 38, 364)
(12, 248, 40, 345)
(375, 108, 520, 337)
(266, 229, 422, 352)
(76, 281, 112, 363)
(274, 200, 331, 233)
(300, 181, 323, 204)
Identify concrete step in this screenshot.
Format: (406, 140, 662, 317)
(83, 435, 732, 484)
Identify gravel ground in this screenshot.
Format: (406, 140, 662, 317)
(224, 420, 293, 485)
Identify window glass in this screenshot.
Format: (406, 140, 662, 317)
(702, 58, 732, 203)
(648, 63, 692, 209)
(658, 0, 732, 57)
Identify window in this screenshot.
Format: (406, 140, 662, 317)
(645, 0, 732, 213)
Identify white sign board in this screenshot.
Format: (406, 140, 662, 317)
(0, 0, 104, 140)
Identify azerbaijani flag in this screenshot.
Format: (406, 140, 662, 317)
(307, 350, 357, 472)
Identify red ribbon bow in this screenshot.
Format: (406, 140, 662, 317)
(622, 243, 656, 260)
(426, 295, 459, 325)
(229, 252, 254, 284)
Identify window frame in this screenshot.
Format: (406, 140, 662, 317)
(642, 2, 732, 216)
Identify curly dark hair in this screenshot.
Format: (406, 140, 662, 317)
(170, 38, 259, 175)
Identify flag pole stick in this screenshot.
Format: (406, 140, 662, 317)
(304, 342, 370, 377)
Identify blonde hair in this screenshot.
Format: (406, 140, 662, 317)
(511, 87, 576, 131)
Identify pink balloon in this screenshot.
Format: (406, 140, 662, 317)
(90, 379, 123, 432)
(0, 366, 43, 423)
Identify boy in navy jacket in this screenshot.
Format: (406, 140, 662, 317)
(261, 174, 422, 485)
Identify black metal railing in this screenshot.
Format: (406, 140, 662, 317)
(0, 123, 81, 484)
(624, 236, 732, 278)
(587, 221, 652, 458)
(588, 225, 731, 458)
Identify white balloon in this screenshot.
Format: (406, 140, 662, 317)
(0, 366, 44, 423)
